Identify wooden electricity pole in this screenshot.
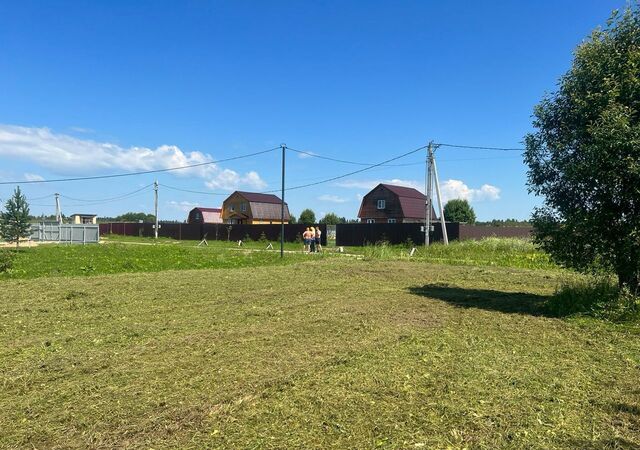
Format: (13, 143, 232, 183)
(280, 143, 286, 258)
(154, 180, 159, 239)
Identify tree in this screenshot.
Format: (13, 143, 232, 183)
(289, 214, 297, 224)
(524, 7, 640, 291)
(319, 212, 346, 225)
(443, 199, 476, 223)
(0, 187, 31, 248)
(298, 209, 316, 225)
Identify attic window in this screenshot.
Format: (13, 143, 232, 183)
(241, 203, 247, 212)
(230, 205, 235, 212)
(377, 200, 385, 209)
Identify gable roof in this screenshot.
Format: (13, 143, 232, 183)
(193, 207, 222, 213)
(358, 183, 436, 220)
(379, 184, 425, 200)
(236, 191, 284, 204)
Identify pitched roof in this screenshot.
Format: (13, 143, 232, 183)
(250, 203, 291, 221)
(379, 184, 425, 200)
(236, 191, 284, 204)
(193, 207, 222, 213)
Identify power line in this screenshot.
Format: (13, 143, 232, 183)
(435, 143, 524, 152)
(160, 183, 229, 196)
(26, 193, 55, 201)
(264, 144, 429, 193)
(60, 184, 153, 203)
(0, 147, 280, 185)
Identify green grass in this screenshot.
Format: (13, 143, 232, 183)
(347, 237, 557, 270)
(1, 258, 639, 448)
(0, 241, 319, 279)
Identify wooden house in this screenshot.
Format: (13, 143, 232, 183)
(187, 207, 223, 224)
(221, 191, 290, 224)
(357, 183, 437, 223)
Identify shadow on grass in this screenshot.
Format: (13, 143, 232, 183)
(408, 284, 552, 317)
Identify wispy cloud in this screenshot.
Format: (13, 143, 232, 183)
(317, 194, 349, 203)
(68, 126, 95, 134)
(0, 124, 266, 191)
(167, 200, 200, 213)
(297, 150, 315, 159)
(24, 173, 44, 182)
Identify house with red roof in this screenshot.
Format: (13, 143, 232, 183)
(221, 191, 290, 224)
(187, 207, 223, 224)
(357, 183, 437, 223)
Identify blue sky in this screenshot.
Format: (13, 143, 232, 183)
(0, 0, 623, 221)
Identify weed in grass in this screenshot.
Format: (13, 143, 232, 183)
(548, 278, 640, 321)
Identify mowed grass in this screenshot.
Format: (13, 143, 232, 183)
(2, 258, 639, 449)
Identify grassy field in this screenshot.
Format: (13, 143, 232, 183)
(1, 238, 640, 449)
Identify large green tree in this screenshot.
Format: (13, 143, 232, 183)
(443, 199, 476, 223)
(0, 187, 31, 248)
(524, 7, 640, 291)
(298, 209, 316, 225)
(319, 212, 346, 225)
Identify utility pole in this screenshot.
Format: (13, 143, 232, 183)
(424, 142, 433, 246)
(54, 193, 62, 225)
(432, 147, 449, 245)
(280, 144, 286, 258)
(154, 180, 159, 239)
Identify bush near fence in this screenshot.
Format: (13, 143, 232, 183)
(335, 223, 532, 246)
(99, 222, 327, 246)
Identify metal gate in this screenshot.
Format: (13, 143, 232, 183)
(30, 223, 100, 244)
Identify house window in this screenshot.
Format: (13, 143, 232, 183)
(230, 204, 235, 212)
(366, 219, 375, 224)
(377, 199, 385, 209)
(241, 203, 247, 212)
(388, 218, 397, 224)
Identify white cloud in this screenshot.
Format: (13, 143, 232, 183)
(335, 178, 423, 191)
(440, 179, 501, 203)
(167, 200, 199, 213)
(0, 124, 266, 191)
(317, 194, 348, 203)
(204, 169, 266, 191)
(68, 126, 94, 134)
(24, 173, 44, 182)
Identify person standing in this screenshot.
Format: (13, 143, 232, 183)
(303, 227, 311, 253)
(309, 227, 316, 253)
(315, 227, 322, 252)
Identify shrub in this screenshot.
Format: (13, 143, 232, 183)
(546, 278, 640, 321)
(243, 233, 253, 243)
(258, 232, 268, 243)
(0, 250, 14, 273)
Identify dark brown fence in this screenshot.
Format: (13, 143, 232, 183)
(334, 223, 532, 246)
(335, 223, 461, 246)
(458, 224, 532, 240)
(99, 222, 327, 245)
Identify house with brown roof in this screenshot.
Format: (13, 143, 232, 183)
(221, 191, 290, 224)
(187, 207, 223, 224)
(357, 183, 437, 223)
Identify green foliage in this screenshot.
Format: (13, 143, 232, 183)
(0, 187, 31, 248)
(243, 233, 253, 242)
(289, 214, 297, 224)
(258, 231, 268, 243)
(99, 212, 156, 223)
(475, 218, 531, 227)
(319, 212, 346, 225)
(443, 199, 476, 223)
(524, 6, 640, 291)
(547, 278, 640, 321)
(0, 249, 14, 273)
(298, 208, 316, 225)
